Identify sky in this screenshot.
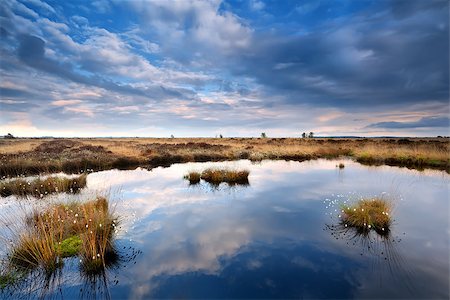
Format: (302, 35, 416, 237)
(0, 0, 448, 137)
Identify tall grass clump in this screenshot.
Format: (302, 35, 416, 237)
(0, 174, 87, 198)
(1, 197, 118, 286)
(341, 198, 392, 234)
(77, 197, 119, 275)
(184, 172, 201, 185)
(200, 168, 249, 185)
(184, 168, 250, 186)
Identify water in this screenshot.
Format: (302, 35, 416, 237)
(0, 159, 449, 299)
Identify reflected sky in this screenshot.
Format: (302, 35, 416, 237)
(1, 159, 449, 299)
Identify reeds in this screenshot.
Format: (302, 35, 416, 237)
(0, 174, 87, 198)
(184, 172, 201, 184)
(1, 197, 118, 285)
(341, 198, 392, 234)
(185, 168, 250, 186)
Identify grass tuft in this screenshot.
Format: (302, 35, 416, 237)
(201, 168, 249, 186)
(341, 198, 392, 234)
(1, 197, 118, 286)
(184, 169, 250, 186)
(184, 172, 201, 185)
(0, 174, 87, 198)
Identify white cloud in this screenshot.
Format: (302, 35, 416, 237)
(126, 0, 252, 57)
(51, 100, 83, 106)
(22, 0, 56, 14)
(250, 0, 265, 11)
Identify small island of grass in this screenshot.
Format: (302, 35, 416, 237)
(341, 198, 392, 234)
(184, 168, 249, 186)
(0, 174, 87, 198)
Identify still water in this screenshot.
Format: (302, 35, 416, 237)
(1, 159, 449, 299)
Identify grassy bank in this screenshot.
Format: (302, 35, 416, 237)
(0, 137, 448, 177)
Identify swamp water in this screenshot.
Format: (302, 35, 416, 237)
(0, 159, 448, 299)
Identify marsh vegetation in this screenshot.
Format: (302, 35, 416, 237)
(340, 198, 392, 234)
(0, 174, 87, 198)
(184, 168, 250, 186)
(0, 137, 448, 177)
(0, 197, 119, 289)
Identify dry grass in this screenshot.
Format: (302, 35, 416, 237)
(1, 197, 118, 283)
(0, 174, 87, 198)
(341, 198, 392, 233)
(185, 168, 250, 186)
(184, 171, 201, 185)
(0, 137, 448, 177)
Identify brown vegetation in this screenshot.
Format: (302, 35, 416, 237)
(0, 174, 87, 197)
(185, 169, 250, 186)
(341, 198, 392, 234)
(1, 197, 118, 284)
(0, 137, 448, 177)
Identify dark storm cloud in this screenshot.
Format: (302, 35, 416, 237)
(367, 116, 450, 129)
(220, 0, 449, 110)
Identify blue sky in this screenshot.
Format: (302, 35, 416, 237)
(0, 0, 448, 137)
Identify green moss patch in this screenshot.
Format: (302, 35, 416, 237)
(58, 236, 82, 258)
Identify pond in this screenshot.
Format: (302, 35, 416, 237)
(0, 159, 449, 299)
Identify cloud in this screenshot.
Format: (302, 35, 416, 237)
(70, 15, 88, 27)
(229, 5, 448, 109)
(51, 100, 83, 106)
(124, 0, 252, 62)
(250, 0, 265, 11)
(15, 34, 186, 101)
(0, 0, 448, 137)
(91, 0, 111, 13)
(22, 0, 56, 15)
(367, 116, 450, 129)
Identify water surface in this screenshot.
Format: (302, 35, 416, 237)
(1, 159, 448, 299)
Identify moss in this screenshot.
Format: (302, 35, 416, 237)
(58, 236, 82, 258)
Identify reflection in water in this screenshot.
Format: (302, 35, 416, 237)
(0, 159, 448, 299)
(80, 246, 141, 300)
(324, 195, 416, 294)
(1, 246, 141, 300)
(0, 196, 141, 300)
